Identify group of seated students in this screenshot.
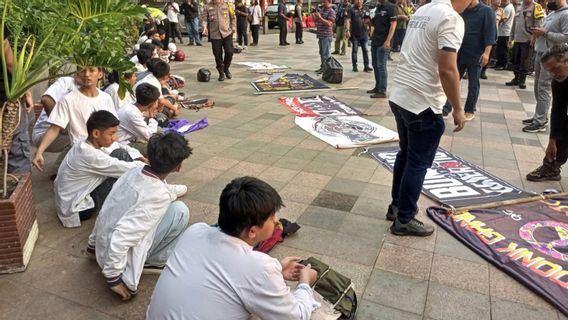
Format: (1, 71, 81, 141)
(28, 26, 322, 317)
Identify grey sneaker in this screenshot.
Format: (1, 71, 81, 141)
(390, 218, 435, 237)
(522, 122, 547, 133)
(386, 204, 398, 221)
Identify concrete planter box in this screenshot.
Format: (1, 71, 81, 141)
(0, 173, 38, 273)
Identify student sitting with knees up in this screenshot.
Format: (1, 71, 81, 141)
(147, 176, 319, 319)
(117, 83, 161, 156)
(32, 66, 117, 172)
(133, 59, 180, 118)
(54, 111, 147, 228)
(89, 132, 192, 301)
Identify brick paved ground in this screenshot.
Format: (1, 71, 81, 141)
(1, 32, 566, 320)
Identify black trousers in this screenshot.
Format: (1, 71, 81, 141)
(511, 41, 531, 84)
(211, 35, 234, 72)
(495, 36, 509, 68)
(237, 21, 248, 46)
(295, 22, 303, 42)
(78, 148, 133, 221)
(251, 24, 260, 44)
(169, 21, 182, 43)
(278, 20, 287, 44)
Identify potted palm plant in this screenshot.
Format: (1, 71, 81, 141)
(0, 0, 145, 273)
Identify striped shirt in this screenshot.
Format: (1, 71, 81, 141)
(316, 6, 336, 38)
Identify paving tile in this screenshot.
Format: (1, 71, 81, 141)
(356, 299, 422, 320)
(429, 254, 489, 295)
(229, 161, 268, 176)
(424, 283, 490, 320)
(258, 166, 299, 183)
(288, 171, 331, 189)
(338, 213, 391, 241)
(273, 156, 312, 170)
(434, 229, 486, 264)
(297, 206, 346, 231)
(375, 243, 433, 280)
(383, 229, 436, 252)
(311, 190, 358, 212)
(350, 196, 388, 218)
(488, 265, 557, 310)
(246, 152, 282, 166)
(363, 269, 428, 315)
(490, 297, 559, 320)
(199, 156, 239, 171)
(279, 183, 324, 204)
(324, 177, 368, 196)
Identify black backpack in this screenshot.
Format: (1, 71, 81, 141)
(322, 56, 343, 84)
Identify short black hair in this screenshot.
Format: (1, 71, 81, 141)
(135, 83, 160, 106)
(151, 60, 170, 79)
(137, 48, 154, 66)
(146, 57, 162, 73)
(145, 30, 158, 38)
(140, 42, 155, 52)
(541, 44, 568, 63)
(86, 110, 120, 135)
(147, 132, 193, 174)
(218, 177, 284, 237)
(157, 28, 166, 35)
(151, 39, 164, 49)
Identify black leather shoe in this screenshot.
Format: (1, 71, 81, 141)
(224, 70, 232, 79)
(506, 79, 519, 86)
(218, 73, 225, 81)
(366, 88, 378, 94)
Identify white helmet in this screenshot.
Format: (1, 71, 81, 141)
(168, 43, 177, 52)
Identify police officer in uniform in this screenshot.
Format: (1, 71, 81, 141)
(201, 0, 237, 81)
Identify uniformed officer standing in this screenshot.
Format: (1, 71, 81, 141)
(201, 0, 237, 81)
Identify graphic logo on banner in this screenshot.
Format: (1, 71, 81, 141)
(295, 116, 399, 149)
(365, 146, 532, 207)
(251, 74, 330, 92)
(428, 197, 568, 317)
(279, 96, 364, 117)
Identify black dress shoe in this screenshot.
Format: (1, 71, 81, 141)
(218, 73, 225, 81)
(224, 70, 232, 79)
(506, 79, 519, 86)
(196, 43, 203, 46)
(363, 67, 373, 72)
(366, 88, 378, 94)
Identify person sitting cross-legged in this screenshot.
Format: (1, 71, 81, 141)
(89, 132, 193, 301)
(54, 110, 146, 228)
(147, 176, 319, 319)
(117, 83, 161, 157)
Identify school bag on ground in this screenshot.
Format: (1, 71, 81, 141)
(322, 56, 343, 84)
(301, 257, 357, 320)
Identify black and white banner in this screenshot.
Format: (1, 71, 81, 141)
(365, 146, 532, 207)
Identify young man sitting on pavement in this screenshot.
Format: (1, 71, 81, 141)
(133, 59, 180, 118)
(54, 111, 147, 228)
(147, 176, 319, 319)
(89, 132, 192, 301)
(117, 83, 161, 156)
(31, 74, 80, 164)
(32, 66, 118, 172)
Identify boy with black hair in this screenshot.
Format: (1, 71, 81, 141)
(32, 66, 117, 171)
(134, 60, 180, 117)
(147, 176, 319, 319)
(117, 83, 161, 156)
(90, 132, 192, 301)
(130, 48, 154, 72)
(54, 110, 146, 228)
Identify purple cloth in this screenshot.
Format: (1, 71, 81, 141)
(163, 118, 208, 135)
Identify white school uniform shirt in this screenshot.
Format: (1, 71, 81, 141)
(146, 223, 317, 320)
(166, 2, 180, 23)
(389, 0, 464, 115)
(54, 139, 144, 228)
(32, 77, 78, 146)
(48, 88, 117, 144)
(133, 74, 163, 99)
(117, 103, 159, 144)
(104, 83, 135, 111)
(92, 167, 175, 291)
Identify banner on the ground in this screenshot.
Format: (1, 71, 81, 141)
(236, 62, 289, 73)
(295, 116, 398, 149)
(251, 74, 330, 92)
(428, 196, 568, 317)
(279, 96, 364, 117)
(365, 146, 532, 207)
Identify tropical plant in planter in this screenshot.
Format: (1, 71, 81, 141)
(0, 0, 145, 273)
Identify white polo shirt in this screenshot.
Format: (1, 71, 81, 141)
(389, 0, 464, 115)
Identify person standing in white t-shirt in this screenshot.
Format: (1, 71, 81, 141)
(32, 66, 116, 172)
(495, 0, 515, 69)
(386, 0, 468, 237)
(165, 1, 183, 44)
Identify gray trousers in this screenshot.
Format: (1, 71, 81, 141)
(532, 51, 552, 125)
(145, 201, 190, 267)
